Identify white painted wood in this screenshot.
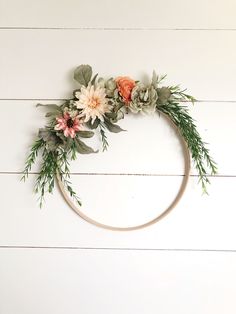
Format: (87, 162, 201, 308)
(0, 174, 236, 249)
(1, 0, 236, 312)
(1, 0, 236, 29)
(0, 30, 236, 100)
(1, 249, 236, 314)
(0, 100, 234, 175)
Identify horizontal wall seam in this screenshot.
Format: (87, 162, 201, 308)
(0, 172, 235, 178)
(0, 245, 236, 253)
(0, 99, 235, 103)
(1, 27, 236, 31)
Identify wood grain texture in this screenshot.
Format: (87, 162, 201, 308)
(1, 249, 236, 314)
(0, 0, 236, 29)
(0, 30, 236, 100)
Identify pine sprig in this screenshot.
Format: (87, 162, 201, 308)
(35, 148, 58, 207)
(99, 123, 109, 151)
(170, 86, 196, 104)
(59, 174, 82, 206)
(157, 102, 217, 193)
(56, 150, 82, 206)
(36, 148, 82, 207)
(21, 138, 44, 181)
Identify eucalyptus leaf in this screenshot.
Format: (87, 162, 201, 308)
(152, 70, 158, 88)
(157, 87, 171, 105)
(75, 138, 97, 154)
(105, 112, 118, 119)
(38, 128, 52, 141)
(64, 137, 73, 151)
(104, 118, 125, 133)
(45, 112, 59, 118)
(74, 64, 92, 87)
(86, 118, 100, 129)
(38, 128, 62, 151)
(77, 130, 94, 138)
(91, 73, 98, 85)
(36, 103, 62, 112)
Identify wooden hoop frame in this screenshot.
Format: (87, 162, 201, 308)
(56, 113, 191, 231)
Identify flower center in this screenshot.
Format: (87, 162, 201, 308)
(67, 118, 74, 128)
(88, 96, 100, 108)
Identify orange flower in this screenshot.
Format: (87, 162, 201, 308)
(116, 76, 136, 104)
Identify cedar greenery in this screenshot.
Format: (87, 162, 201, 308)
(22, 64, 217, 206)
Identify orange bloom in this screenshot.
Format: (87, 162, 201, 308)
(116, 76, 136, 104)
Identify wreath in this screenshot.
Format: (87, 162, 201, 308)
(22, 64, 217, 212)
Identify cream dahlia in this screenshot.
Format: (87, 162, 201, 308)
(75, 85, 110, 123)
(55, 112, 81, 138)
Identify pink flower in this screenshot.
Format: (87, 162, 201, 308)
(55, 112, 81, 138)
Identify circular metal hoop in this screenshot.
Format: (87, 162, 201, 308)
(57, 113, 191, 231)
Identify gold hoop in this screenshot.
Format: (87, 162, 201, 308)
(56, 112, 191, 231)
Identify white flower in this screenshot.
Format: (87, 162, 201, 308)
(75, 85, 111, 124)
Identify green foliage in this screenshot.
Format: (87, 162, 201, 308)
(35, 149, 58, 207)
(99, 123, 109, 151)
(21, 138, 44, 181)
(22, 65, 217, 208)
(74, 64, 92, 87)
(86, 118, 100, 129)
(57, 151, 82, 206)
(157, 101, 217, 193)
(74, 138, 97, 154)
(104, 117, 125, 133)
(157, 87, 171, 105)
(77, 130, 94, 138)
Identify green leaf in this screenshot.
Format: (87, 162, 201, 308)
(77, 130, 94, 138)
(91, 73, 98, 85)
(45, 112, 59, 118)
(105, 112, 118, 119)
(63, 137, 73, 151)
(104, 118, 125, 133)
(38, 128, 62, 151)
(74, 138, 97, 154)
(86, 118, 100, 129)
(152, 70, 158, 88)
(157, 87, 171, 105)
(38, 128, 52, 141)
(74, 65, 92, 87)
(36, 103, 62, 112)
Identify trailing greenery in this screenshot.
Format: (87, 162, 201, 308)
(21, 138, 45, 181)
(99, 123, 109, 151)
(22, 64, 217, 206)
(157, 100, 217, 193)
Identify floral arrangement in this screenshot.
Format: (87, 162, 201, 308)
(22, 65, 217, 207)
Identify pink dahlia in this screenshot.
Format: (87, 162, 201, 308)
(55, 112, 81, 138)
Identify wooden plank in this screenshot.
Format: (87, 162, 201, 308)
(1, 248, 236, 314)
(0, 30, 236, 100)
(0, 174, 236, 249)
(0, 100, 234, 175)
(0, 0, 236, 29)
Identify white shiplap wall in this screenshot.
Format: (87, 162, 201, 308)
(1, 1, 236, 313)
